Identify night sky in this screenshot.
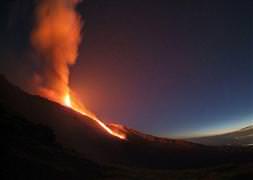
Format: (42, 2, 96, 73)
(0, 0, 252, 138)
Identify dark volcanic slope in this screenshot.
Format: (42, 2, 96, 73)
(2, 107, 253, 180)
(188, 126, 253, 146)
(1, 104, 102, 180)
(1, 75, 253, 169)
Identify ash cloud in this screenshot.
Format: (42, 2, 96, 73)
(31, 0, 82, 103)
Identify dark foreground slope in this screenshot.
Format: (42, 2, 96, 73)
(1, 104, 102, 180)
(2, 106, 253, 180)
(1, 75, 253, 170)
(188, 126, 253, 146)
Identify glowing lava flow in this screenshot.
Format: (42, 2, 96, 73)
(63, 93, 126, 140)
(64, 94, 72, 107)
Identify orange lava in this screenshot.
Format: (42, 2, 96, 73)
(64, 93, 72, 107)
(63, 92, 126, 140)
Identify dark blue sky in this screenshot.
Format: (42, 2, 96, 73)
(0, 0, 252, 137)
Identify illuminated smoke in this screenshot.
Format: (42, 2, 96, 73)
(31, 0, 82, 103)
(31, 0, 126, 139)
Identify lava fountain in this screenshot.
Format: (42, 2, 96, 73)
(31, 0, 126, 140)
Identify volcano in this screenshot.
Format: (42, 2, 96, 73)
(1, 75, 253, 169)
(1, 74, 253, 180)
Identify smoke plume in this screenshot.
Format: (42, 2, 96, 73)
(31, 0, 126, 139)
(31, 0, 82, 103)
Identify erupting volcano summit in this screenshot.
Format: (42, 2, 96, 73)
(31, 0, 126, 140)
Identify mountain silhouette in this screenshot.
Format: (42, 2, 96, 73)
(188, 125, 253, 146)
(1, 74, 253, 170)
